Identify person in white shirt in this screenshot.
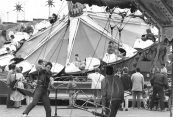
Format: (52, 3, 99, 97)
(160, 64, 167, 74)
(87, 68, 105, 99)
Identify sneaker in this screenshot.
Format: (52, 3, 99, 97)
(119, 108, 123, 111)
(68, 105, 73, 108)
(160, 109, 166, 112)
(131, 107, 134, 109)
(144, 105, 148, 110)
(22, 114, 27, 117)
(125, 108, 128, 111)
(157, 108, 161, 111)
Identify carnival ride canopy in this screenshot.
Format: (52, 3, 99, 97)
(15, 11, 150, 74)
(87, 12, 149, 47)
(0, 20, 51, 69)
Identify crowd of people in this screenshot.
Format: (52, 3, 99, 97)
(4, 57, 171, 117)
(3, 42, 170, 117)
(85, 64, 170, 117)
(5, 59, 54, 117)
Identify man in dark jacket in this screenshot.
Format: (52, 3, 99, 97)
(150, 69, 168, 111)
(22, 62, 54, 117)
(101, 66, 124, 117)
(120, 67, 132, 111)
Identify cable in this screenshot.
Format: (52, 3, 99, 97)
(32, 24, 55, 65)
(42, 23, 55, 60)
(25, 4, 68, 72)
(42, 2, 69, 60)
(58, 3, 68, 16)
(86, 14, 111, 71)
(57, 0, 65, 14)
(50, 20, 70, 72)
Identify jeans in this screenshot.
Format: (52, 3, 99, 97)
(150, 84, 165, 110)
(93, 89, 101, 98)
(105, 100, 121, 117)
(132, 91, 141, 108)
(23, 86, 51, 117)
(121, 96, 129, 108)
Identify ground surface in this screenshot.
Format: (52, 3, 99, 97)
(0, 105, 170, 117)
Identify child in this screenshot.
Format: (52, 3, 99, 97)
(165, 87, 171, 111)
(142, 84, 149, 109)
(67, 75, 77, 108)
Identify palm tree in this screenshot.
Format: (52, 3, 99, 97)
(14, 1, 24, 21)
(46, 0, 55, 17)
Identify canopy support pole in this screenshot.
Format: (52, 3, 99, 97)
(171, 40, 173, 117)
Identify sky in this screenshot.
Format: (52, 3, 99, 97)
(0, 0, 69, 22)
(0, 0, 107, 23)
(0, 0, 158, 34)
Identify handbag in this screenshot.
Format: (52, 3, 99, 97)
(9, 73, 17, 91)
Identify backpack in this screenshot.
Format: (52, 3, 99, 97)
(9, 74, 17, 91)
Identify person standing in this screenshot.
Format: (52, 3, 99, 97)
(6, 64, 16, 108)
(150, 69, 168, 111)
(131, 68, 144, 109)
(67, 75, 77, 108)
(88, 68, 105, 100)
(120, 67, 132, 111)
(101, 66, 124, 117)
(142, 84, 149, 110)
(22, 62, 54, 117)
(150, 61, 159, 76)
(10, 67, 25, 108)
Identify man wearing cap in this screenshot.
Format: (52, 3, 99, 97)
(101, 66, 124, 117)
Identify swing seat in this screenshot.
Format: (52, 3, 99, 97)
(16, 61, 32, 73)
(65, 63, 81, 74)
(85, 57, 100, 71)
(102, 53, 121, 64)
(0, 54, 14, 67)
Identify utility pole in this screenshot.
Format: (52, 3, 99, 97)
(7, 12, 9, 22)
(171, 39, 173, 117)
(23, 1, 27, 21)
(170, 3, 173, 117)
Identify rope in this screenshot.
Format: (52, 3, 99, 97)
(50, 20, 70, 72)
(58, 3, 68, 16)
(42, 24, 55, 61)
(32, 3, 68, 65)
(32, 24, 54, 65)
(85, 13, 111, 71)
(57, 0, 65, 15)
(42, 2, 68, 60)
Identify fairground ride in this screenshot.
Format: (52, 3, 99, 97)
(65, 0, 173, 116)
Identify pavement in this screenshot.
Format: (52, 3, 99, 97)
(0, 105, 170, 117)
